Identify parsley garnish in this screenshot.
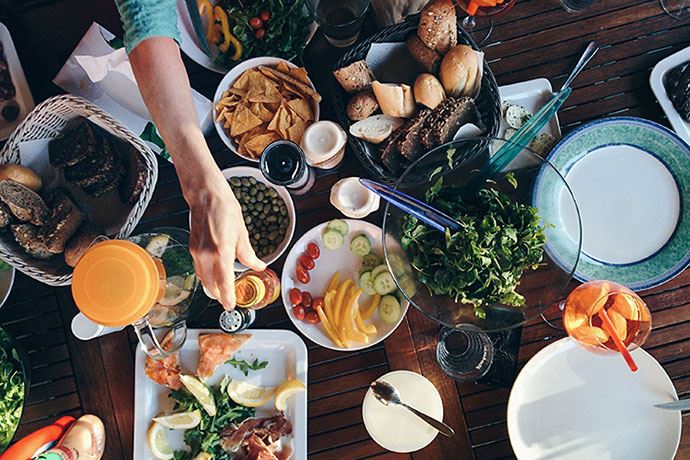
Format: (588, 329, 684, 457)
(225, 357, 268, 376)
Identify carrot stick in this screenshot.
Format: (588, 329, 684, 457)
(598, 309, 638, 372)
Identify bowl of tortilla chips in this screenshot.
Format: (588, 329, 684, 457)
(213, 57, 321, 161)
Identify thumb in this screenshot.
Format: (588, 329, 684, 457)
(237, 232, 267, 272)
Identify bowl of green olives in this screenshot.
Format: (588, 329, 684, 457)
(221, 166, 296, 271)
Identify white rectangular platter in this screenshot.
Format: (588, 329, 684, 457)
(498, 78, 561, 139)
(133, 329, 308, 459)
(0, 22, 35, 141)
(650, 45, 690, 145)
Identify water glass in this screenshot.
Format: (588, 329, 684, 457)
(561, 0, 598, 12)
(436, 326, 494, 381)
(306, 0, 370, 47)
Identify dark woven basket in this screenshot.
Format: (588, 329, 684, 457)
(331, 13, 502, 183)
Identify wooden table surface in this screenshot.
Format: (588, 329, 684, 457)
(2, 0, 690, 458)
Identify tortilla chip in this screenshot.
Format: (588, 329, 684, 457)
(277, 107, 292, 138)
(231, 104, 263, 137)
(228, 87, 248, 98)
(287, 98, 313, 121)
(276, 61, 291, 74)
(287, 118, 308, 144)
(267, 106, 285, 132)
(288, 67, 310, 85)
(245, 132, 280, 157)
(232, 70, 255, 91)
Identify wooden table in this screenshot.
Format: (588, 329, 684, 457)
(2, 0, 690, 458)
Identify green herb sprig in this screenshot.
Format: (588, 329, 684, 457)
(225, 357, 269, 376)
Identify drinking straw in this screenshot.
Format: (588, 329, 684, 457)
(597, 309, 638, 372)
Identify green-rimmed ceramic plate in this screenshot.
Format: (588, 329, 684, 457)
(534, 117, 690, 290)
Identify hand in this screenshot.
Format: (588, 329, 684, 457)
(187, 171, 266, 310)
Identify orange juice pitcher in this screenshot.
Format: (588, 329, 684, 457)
(71, 228, 198, 359)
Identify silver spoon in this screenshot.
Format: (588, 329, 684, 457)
(370, 381, 455, 437)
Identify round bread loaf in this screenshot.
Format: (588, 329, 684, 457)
(0, 164, 42, 191)
(439, 45, 478, 98)
(414, 74, 445, 109)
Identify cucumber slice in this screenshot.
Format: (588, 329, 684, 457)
(327, 219, 349, 236)
(146, 234, 170, 258)
(322, 230, 345, 250)
(182, 274, 196, 291)
(361, 253, 381, 272)
(370, 264, 389, 280)
(386, 253, 408, 276)
(373, 272, 397, 295)
(397, 273, 417, 298)
(379, 295, 401, 324)
(349, 234, 372, 256)
(359, 271, 377, 296)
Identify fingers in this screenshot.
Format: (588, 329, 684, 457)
(214, 250, 237, 311)
(236, 228, 267, 272)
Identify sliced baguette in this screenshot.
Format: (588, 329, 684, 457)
(372, 81, 416, 118)
(349, 115, 404, 144)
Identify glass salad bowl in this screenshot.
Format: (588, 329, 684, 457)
(382, 137, 583, 380)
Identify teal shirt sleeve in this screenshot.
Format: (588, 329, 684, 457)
(114, 0, 181, 54)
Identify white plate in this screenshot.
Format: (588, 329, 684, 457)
(498, 78, 561, 140)
(362, 370, 443, 453)
(650, 46, 690, 144)
(133, 329, 308, 460)
(0, 22, 35, 141)
(507, 338, 681, 460)
(176, 0, 228, 74)
(280, 219, 409, 351)
(0, 265, 15, 309)
(213, 56, 320, 161)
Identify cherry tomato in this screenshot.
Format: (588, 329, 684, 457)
(249, 17, 263, 29)
(306, 242, 320, 259)
(312, 297, 325, 311)
(295, 265, 310, 284)
(289, 288, 303, 306)
(302, 291, 313, 308)
(259, 10, 271, 22)
(254, 28, 266, 39)
(298, 254, 315, 270)
(292, 305, 306, 321)
(305, 310, 320, 323)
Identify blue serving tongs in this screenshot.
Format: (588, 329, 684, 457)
(359, 178, 461, 233)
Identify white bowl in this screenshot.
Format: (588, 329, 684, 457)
(221, 166, 296, 271)
(0, 265, 15, 309)
(213, 56, 321, 162)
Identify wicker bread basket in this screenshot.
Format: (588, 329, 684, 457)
(0, 94, 158, 285)
(332, 14, 502, 183)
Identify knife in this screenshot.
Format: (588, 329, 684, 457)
(654, 399, 690, 411)
(184, 0, 212, 56)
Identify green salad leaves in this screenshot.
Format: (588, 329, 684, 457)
(401, 176, 546, 318)
(171, 376, 254, 460)
(0, 328, 24, 450)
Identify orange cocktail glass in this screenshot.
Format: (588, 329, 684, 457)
(563, 281, 652, 356)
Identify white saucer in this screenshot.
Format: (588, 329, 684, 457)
(362, 370, 443, 453)
(507, 338, 681, 460)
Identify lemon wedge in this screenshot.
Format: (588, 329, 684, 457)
(179, 375, 216, 416)
(147, 422, 174, 460)
(153, 410, 202, 430)
(274, 379, 306, 411)
(226, 379, 276, 407)
(193, 453, 212, 460)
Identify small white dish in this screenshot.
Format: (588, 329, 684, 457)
(133, 329, 308, 460)
(362, 370, 443, 453)
(0, 22, 35, 141)
(190, 166, 295, 272)
(212, 56, 320, 162)
(330, 177, 380, 219)
(301, 120, 346, 167)
(507, 338, 680, 460)
(498, 78, 561, 140)
(650, 46, 690, 145)
(280, 219, 409, 352)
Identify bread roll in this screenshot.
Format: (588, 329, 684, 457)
(439, 45, 479, 97)
(406, 35, 441, 73)
(333, 60, 375, 94)
(347, 90, 380, 121)
(0, 164, 42, 191)
(372, 81, 416, 118)
(414, 74, 445, 109)
(417, 0, 457, 54)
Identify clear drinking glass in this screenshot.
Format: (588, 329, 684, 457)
(459, 0, 517, 46)
(660, 0, 690, 19)
(560, 0, 598, 12)
(306, 0, 370, 47)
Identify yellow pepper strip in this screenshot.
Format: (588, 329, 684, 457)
(361, 294, 381, 320)
(316, 305, 345, 348)
(326, 271, 340, 293)
(332, 279, 352, 340)
(356, 308, 377, 336)
(198, 0, 214, 43)
(342, 287, 366, 344)
(213, 6, 242, 60)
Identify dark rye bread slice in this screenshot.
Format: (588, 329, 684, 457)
(0, 202, 12, 228)
(49, 120, 99, 167)
(12, 224, 55, 260)
(380, 127, 408, 174)
(0, 180, 49, 225)
(63, 135, 116, 183)
(116, 141, 147, 205)
(81, 159, 123, 197)
(395, 108, 431, 162)
(39, 190, 84, 254)
(430, 97, 480, 146)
